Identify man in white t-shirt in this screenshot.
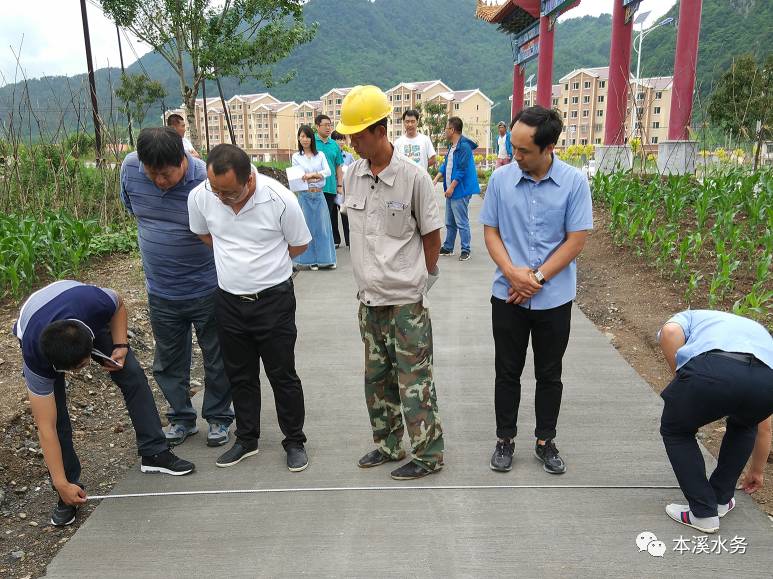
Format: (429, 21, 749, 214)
(394, 109, 436, 171)
(167, 113, 201, 158)
(188, 144, 312, 472)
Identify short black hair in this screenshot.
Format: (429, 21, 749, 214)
(402, 109, 420, 121)
(447, 116, 463, 134)
(297, 125, 318, 155)
(166, 113, 184, 126)
(136, 127, 184, 169)
(366, 117, 389, 134)
(331, 131, 346, 141)
(206, 144, 252, 184)
(314, 114, 331, 126)
(511, 106, 563, 151)
(40, 320, 93, 371)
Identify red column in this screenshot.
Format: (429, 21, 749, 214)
(604, 0, 633, 146)
(512, 63, 525, 120)
(669, 0, 703, 140)
(536, 15, 554, 108)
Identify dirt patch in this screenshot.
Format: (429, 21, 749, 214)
(576, 206, 773, 516)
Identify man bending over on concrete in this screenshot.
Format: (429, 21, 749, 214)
(13, 281, 195, 527)
(659, 309, 773, 534)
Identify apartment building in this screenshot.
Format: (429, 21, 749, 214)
(385, 80, 452, 141)
(320, 88, 353, 128)
(295, 100, 323, 130)
(427, 89, 494, 152)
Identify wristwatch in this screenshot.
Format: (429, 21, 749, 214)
(532, 269, 546, 285)
(112, 343, 129, 350)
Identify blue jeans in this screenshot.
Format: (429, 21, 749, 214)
(148, 292, 234, 428)
(442, 196, 471, 253)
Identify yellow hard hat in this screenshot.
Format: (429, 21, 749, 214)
(336, 85, 393, 135)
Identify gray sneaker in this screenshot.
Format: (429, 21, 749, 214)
(207, 423, 230, 447)
(490, 439, 515, 472)
(165, 423, 198, 446)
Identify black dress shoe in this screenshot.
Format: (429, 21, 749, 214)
(357, 449, 405, 468)
(390, 461, 442, 480)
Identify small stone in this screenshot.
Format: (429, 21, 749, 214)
(10, 550, 24, 560)
(88, 390, 96, 396)
(28, 521, 38, 527)
(18, 513, 26, 519)
(113, 423, 125, 433)
(715, 426, 726, 433)
(13, 487, 27, 494)
(58, 537, 69, 544)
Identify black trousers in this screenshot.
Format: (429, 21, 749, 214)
(54, 329, 168, 485)
(492, 297, 572, 441)
(660, 352, 773, 518)
(324, 192, 349, 246)
(214, 281, 306, 450)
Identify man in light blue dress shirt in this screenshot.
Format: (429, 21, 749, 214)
(480, 106, 592, 475)
(658, 309, 773, 534)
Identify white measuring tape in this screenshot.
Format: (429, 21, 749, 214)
(87, 483, 680, 501)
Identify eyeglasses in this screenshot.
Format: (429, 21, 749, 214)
(204, 179, 248, 201)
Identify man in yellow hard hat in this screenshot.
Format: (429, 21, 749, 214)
(336, 85, 445, 480)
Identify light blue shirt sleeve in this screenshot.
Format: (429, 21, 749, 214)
(565, 173, 593, 232)
(665, 310, 693, 341)
(479, 171, 500, 227)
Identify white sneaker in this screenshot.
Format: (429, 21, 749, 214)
(665, 503, 719, 533)
(717, 497, 736, 518)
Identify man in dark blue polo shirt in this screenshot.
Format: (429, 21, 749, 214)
(13, 281, 194, 526)
(121, 127, 233, 447)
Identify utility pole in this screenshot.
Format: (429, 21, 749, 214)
(202, 79, 211, 154)
(115, 25, 134, 148)
(80, 0, 103, 164)
(215, 75, 236, 145)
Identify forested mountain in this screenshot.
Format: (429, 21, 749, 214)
(0, 0, 769, 136)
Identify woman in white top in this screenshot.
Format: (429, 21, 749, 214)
(291, 125, 336, 270)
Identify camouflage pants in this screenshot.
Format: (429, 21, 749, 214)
(358, 302, 444, 470)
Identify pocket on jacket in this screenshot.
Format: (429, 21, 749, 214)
(385, 205, 410, 238)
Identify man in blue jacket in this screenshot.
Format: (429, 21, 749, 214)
(433, 116, 480, 261)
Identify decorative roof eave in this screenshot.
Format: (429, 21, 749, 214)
(476, 1, 540, 35)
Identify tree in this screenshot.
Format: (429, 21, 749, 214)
(99, 0, 317, 148)
(115, 73, 167, 130)
(418, 101, 449, 152)
(707, 53, 772, 145)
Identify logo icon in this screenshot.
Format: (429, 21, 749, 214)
(636, 531, 665, 557)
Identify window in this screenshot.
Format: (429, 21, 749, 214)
(581, 125, 588, 134)
(597, 110, 604, 117)
(584, 81, 591, 89)
(636, 92, 645, 101)
(652, 121, 660, 129)
(476, 104, 479, 110)
(572, 82, 580, 90)
(651, 137, 659, 144)
(395, 95, 401, 101)
(595, 138, 601, 144)
(416, 94, 422, 100)
(635, 122, 642, 129)
(597, 95, 605, 103)
(582, 110, 589, 118)
(454, 103, 460, 110)
(335, 98, 342, 105)
(570, 139, 577, 145)
(571, 110, 578, 118)
(552, 98, 559, 106)
(583, 96, 590, 104)
(572, 96, 579, 104)
(654, 106, 661, 114)
(561, 139, 566, 146)
(599, 81, 606, 88)
(581, 139, 588, 145)
(564, 98, 568, 105)
(636, 107, 644, 116)
(564, 83, 569, 90)
(388, 95, 393, 101)
(655, 91, 663, 99)
(594, 124, 603, 132)
(563, 111, 567, 118)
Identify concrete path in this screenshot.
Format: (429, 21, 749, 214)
(46, 194, 773, 577)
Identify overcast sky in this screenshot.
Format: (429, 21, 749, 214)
(0, 0, 677, 83)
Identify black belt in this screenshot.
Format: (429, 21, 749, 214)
(707, 350, 763, 365)
(221, 279, 292, 302)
